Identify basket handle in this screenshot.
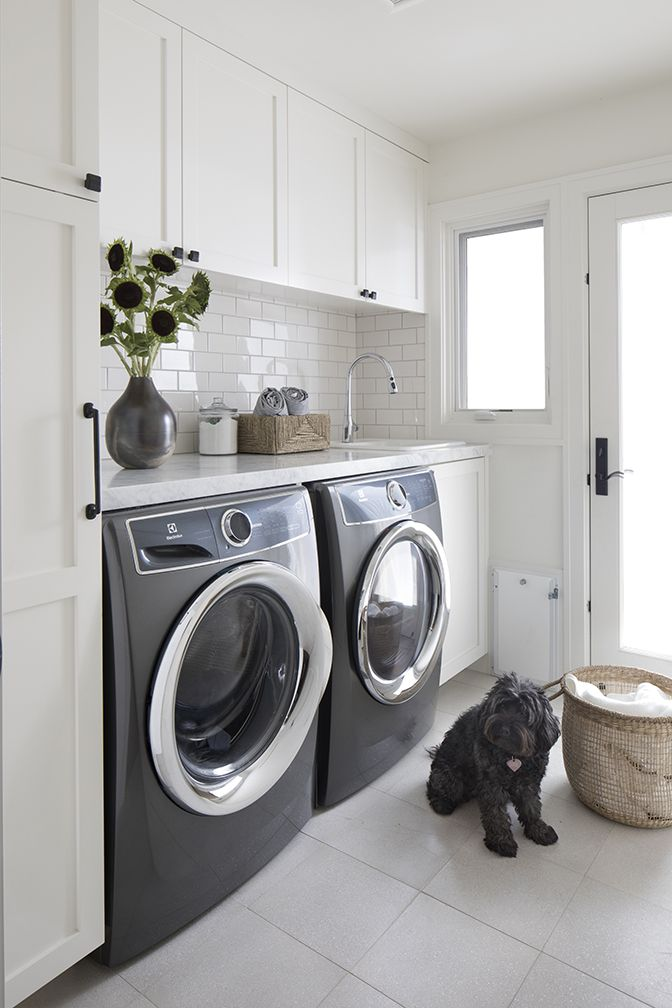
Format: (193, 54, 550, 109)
(541, 676, 564, 701)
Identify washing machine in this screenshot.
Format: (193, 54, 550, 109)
(100, 486, 331, 965)
(309, 468, 450, 806)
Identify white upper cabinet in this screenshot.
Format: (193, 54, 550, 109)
(99, 0, 182, 253)
(182, 32, 288, 283)
(0, 0, 99, 199)
(288, 91, 365, 299)
(365, 133, 425, 312)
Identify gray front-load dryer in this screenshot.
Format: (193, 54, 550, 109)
(309, 468, 450, 806)
(100, 486, 331, 965)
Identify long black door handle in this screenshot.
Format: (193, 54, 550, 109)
(83, 402, 101, 519)
(595, 437, 633, 495)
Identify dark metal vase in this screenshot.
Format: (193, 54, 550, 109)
(105, 376, 177, 469)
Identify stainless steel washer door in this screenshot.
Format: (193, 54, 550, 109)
(148, 561, 332, 815)
(355, 521, 450, 704)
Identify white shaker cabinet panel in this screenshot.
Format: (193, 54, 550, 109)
(365, 134, 425, 312)
(288, 91, 365, 300)
(99, 0, 182, 253)
(1, 181, 103, 1008)
(0, 0, 99, 199)
(182, 33, 288, 283)
(432, 458, 488, 683)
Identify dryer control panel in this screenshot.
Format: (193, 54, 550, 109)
(126, 489, 312, 573)
(335, 469, 437, 526)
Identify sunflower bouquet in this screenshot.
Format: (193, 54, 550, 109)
(100, 238, 211, 377)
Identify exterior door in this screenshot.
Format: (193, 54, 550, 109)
(355, 521, 449, 703)
(589, 182, 672, 674)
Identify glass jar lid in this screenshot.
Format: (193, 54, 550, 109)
(199, 396, 239, 418)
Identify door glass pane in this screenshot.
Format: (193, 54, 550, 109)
(365, 540, 431, 681)
(174, 587, 299, 784)
(460, 221, 546, 409)
(620, 213, 672, 657)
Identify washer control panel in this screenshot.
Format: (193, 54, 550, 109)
(127, 488, 311, 573)
(335, 469, 437, 526)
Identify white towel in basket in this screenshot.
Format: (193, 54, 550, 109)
(565, 674, 672, 717)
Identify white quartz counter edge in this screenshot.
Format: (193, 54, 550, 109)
(101, 443, 490, 511)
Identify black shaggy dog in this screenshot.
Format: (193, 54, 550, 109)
(427, 672, 560, 857)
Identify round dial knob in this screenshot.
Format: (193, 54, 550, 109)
(221, 509, 252, 546)
(386, 480, 408, 509)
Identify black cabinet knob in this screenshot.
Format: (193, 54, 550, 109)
(187, 249, 200, 262)
(369, 290, 377, 300)
(172, 246, 184, 259)
(84, 173, 102, 192)
(360, 289, 370, 298)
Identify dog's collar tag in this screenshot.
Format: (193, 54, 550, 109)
(506, 757, 522, 772)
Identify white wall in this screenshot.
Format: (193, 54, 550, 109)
(429, 80, 672, 202)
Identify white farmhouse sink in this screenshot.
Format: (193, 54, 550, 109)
(332, 438, 466, 452)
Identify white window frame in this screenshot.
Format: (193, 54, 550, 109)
(427, 184, 562, 443)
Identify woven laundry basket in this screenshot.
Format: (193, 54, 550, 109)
(548, 666, 672, 828)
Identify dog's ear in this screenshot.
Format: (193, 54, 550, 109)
(536, 696, 561, 752)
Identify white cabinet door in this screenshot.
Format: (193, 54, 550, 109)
(0, 0, 99, 200)
(365, 134, 425, 312)
(1, 181, 103, 1008)
(99, 0, 182, 253)
(433, 458, 488, 683)
(182, 32, 288, 283)
(288, 91, 365, 299)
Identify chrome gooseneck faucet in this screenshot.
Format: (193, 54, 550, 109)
(343, 353, 398, 443)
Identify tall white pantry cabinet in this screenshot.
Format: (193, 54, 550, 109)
(0, 1, 104, 1006)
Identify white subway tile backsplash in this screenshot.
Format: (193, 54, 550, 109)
(99, 269, 425, 457)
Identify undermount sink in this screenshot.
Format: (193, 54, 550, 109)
(332, 438, 466, 452)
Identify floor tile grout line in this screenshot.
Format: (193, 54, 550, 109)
(419, 890, 550, 956)
(503, 947, 543, 1008)
(539, 951, 659, 1008)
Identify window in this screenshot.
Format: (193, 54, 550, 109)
(457, 219, 547, 412)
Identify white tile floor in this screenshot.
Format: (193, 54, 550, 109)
(21, 668, 672, 1008)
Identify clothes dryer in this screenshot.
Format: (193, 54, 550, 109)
(309, 469, 449, 806)
(100, 486, 331, 964)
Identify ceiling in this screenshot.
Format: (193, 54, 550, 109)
(183, 0, 672, 144)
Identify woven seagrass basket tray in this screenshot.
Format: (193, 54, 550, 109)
(548, 666, 672, 828)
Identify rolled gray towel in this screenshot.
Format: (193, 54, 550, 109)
(254, 387, 288, 416)
(281, 387, 310, 415)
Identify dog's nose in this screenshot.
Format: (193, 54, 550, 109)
(499, 725, 510, 737)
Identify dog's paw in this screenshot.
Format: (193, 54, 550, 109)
(525, 821, 558, 846)
(484, 835, 518, 858)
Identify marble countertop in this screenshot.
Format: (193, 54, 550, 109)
(101, 442, 490, 511)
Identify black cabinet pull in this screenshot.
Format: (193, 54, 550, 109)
(187, 249, 200, 262)
(360, 289, 370, 298)
(84, 173, 102, 192)
(83, 402, 101, 519)
(172, 246, 184, 259)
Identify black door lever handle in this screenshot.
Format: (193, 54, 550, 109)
(595, 438, 633, 495)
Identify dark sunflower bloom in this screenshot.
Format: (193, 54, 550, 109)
(150, 306, 178, 340)
(148, 249, 180, 275)
(112, 279, 144, 311)
(107, 240, 126, 272)
(100, 304, 116, 335)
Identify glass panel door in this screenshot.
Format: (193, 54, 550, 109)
(589, 183, 672, 671)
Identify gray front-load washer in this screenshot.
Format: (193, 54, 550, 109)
(309, 468, 450, 806)
(100, 486, 331, 965)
